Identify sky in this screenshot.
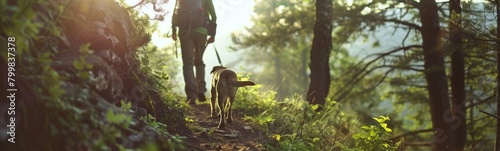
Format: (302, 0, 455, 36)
(125, 0, 256, 94)
(123, 0, 255, 46)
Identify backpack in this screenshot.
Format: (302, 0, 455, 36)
(173, 0, 207, 29)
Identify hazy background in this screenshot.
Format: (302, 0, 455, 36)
(126, 0, 256, 94)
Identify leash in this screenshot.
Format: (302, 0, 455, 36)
(206, 42, 222, 65)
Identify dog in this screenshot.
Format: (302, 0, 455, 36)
(210, 66, 256, 129)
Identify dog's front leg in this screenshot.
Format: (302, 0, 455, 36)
(210, 86, 217, 117)
(217, 95, 227, 129)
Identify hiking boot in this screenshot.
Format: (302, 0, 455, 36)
(198, 93, 206, 102)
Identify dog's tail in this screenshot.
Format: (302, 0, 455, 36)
(229, 79, 256, 87)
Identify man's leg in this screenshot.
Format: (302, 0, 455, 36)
(193, 32, 208, 101)
(180, 33, 198, 104)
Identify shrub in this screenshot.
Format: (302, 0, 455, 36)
(349, 116, 400, 151)
(233, 81, 354, 150)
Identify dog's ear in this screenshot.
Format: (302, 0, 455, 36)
(210, 67, 216, 74)
(211, 66, 219, 74)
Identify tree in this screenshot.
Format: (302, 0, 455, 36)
(419, 0, 455, 150)
(306, 0, 333, 109)
(496, 0, 500, 150)
(324, 0, 500, 149)
(231, 0, 314, 100)
(449, 0, 466, 150)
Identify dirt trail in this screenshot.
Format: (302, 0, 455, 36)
(183, 102, 267, 151)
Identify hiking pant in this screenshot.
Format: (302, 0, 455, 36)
(180, 31, 207, 101)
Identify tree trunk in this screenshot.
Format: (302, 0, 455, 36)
(470, 86, 475, 148)
(449, 0, 466, 150)
(301, 48, 309, 91)
(306, 0, 333, 110)
(419, 0, 455, 150)
(274, 53, 286, 100)
(496, 0, 500, 150)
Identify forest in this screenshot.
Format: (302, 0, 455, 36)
(1, 0, 499, 150)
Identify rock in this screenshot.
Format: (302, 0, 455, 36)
(10, 0, 192, 150)
(244, 126, 252, 131)
(222, 131, 241, 138)
(64, 0, 132, 59)
(52, 54, 124, 102)
(95, 49, 122, 65)
(131, 105, 147, 117)
(58, 83, 173, 150)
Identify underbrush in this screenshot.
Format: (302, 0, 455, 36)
(233, 75, 399, 150)
(1, 0, 187, 150)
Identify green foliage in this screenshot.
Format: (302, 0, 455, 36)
(136, 44, 180, 91)
(142, 115, 186, 151)
(0, 0, 187, 150)
(232, 72, 406, 151)
(329, 0, 496, 149)
(264, 100, 354, 151)
(106, 109, 133, 127)
(350, 116, 399, 151)
(234, 81, 355, 150)
(73, 44, 94, 80)
(233, 73, 277, 116)
(0, 0, 44, 56)
(231, 0, 315, 99)
(271, 133, 311, 151)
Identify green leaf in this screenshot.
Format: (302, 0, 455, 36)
(312, 137, 320, 142)
(373, 116, 390, 123)
(273, 134, 281, 141)
(310, 104, 319, 111)
(79, 71, 90, 79)
(121, 101, 132, 110)
(85, 63, 93, 69)
(380, 123, 392, 133)
(352, 134, 361, 139)
(73, 60, 84, 70)
(369, 130, 377, 137)
(106, 109, 129, 124)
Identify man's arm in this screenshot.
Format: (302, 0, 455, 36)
(207, 0, 216, 43)
(207, 0, 216, 22)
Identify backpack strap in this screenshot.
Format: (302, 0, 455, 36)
(171, 0, 180, 34)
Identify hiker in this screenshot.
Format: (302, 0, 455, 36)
(172, 0, 217, 104)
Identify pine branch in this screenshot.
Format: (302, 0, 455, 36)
(390, 128, 433, 142)
(479, 110, 500, 119)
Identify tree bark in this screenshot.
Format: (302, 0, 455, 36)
(449, 0, 466, 150)
(470, 86, 475, 148)
(419, 0, 455, 150)
(302, 48, 309, 92)
(306, 0, 333, 110)
(496, 0, 500, 150)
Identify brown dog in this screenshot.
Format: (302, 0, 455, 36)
(210, 66, 255, 129)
